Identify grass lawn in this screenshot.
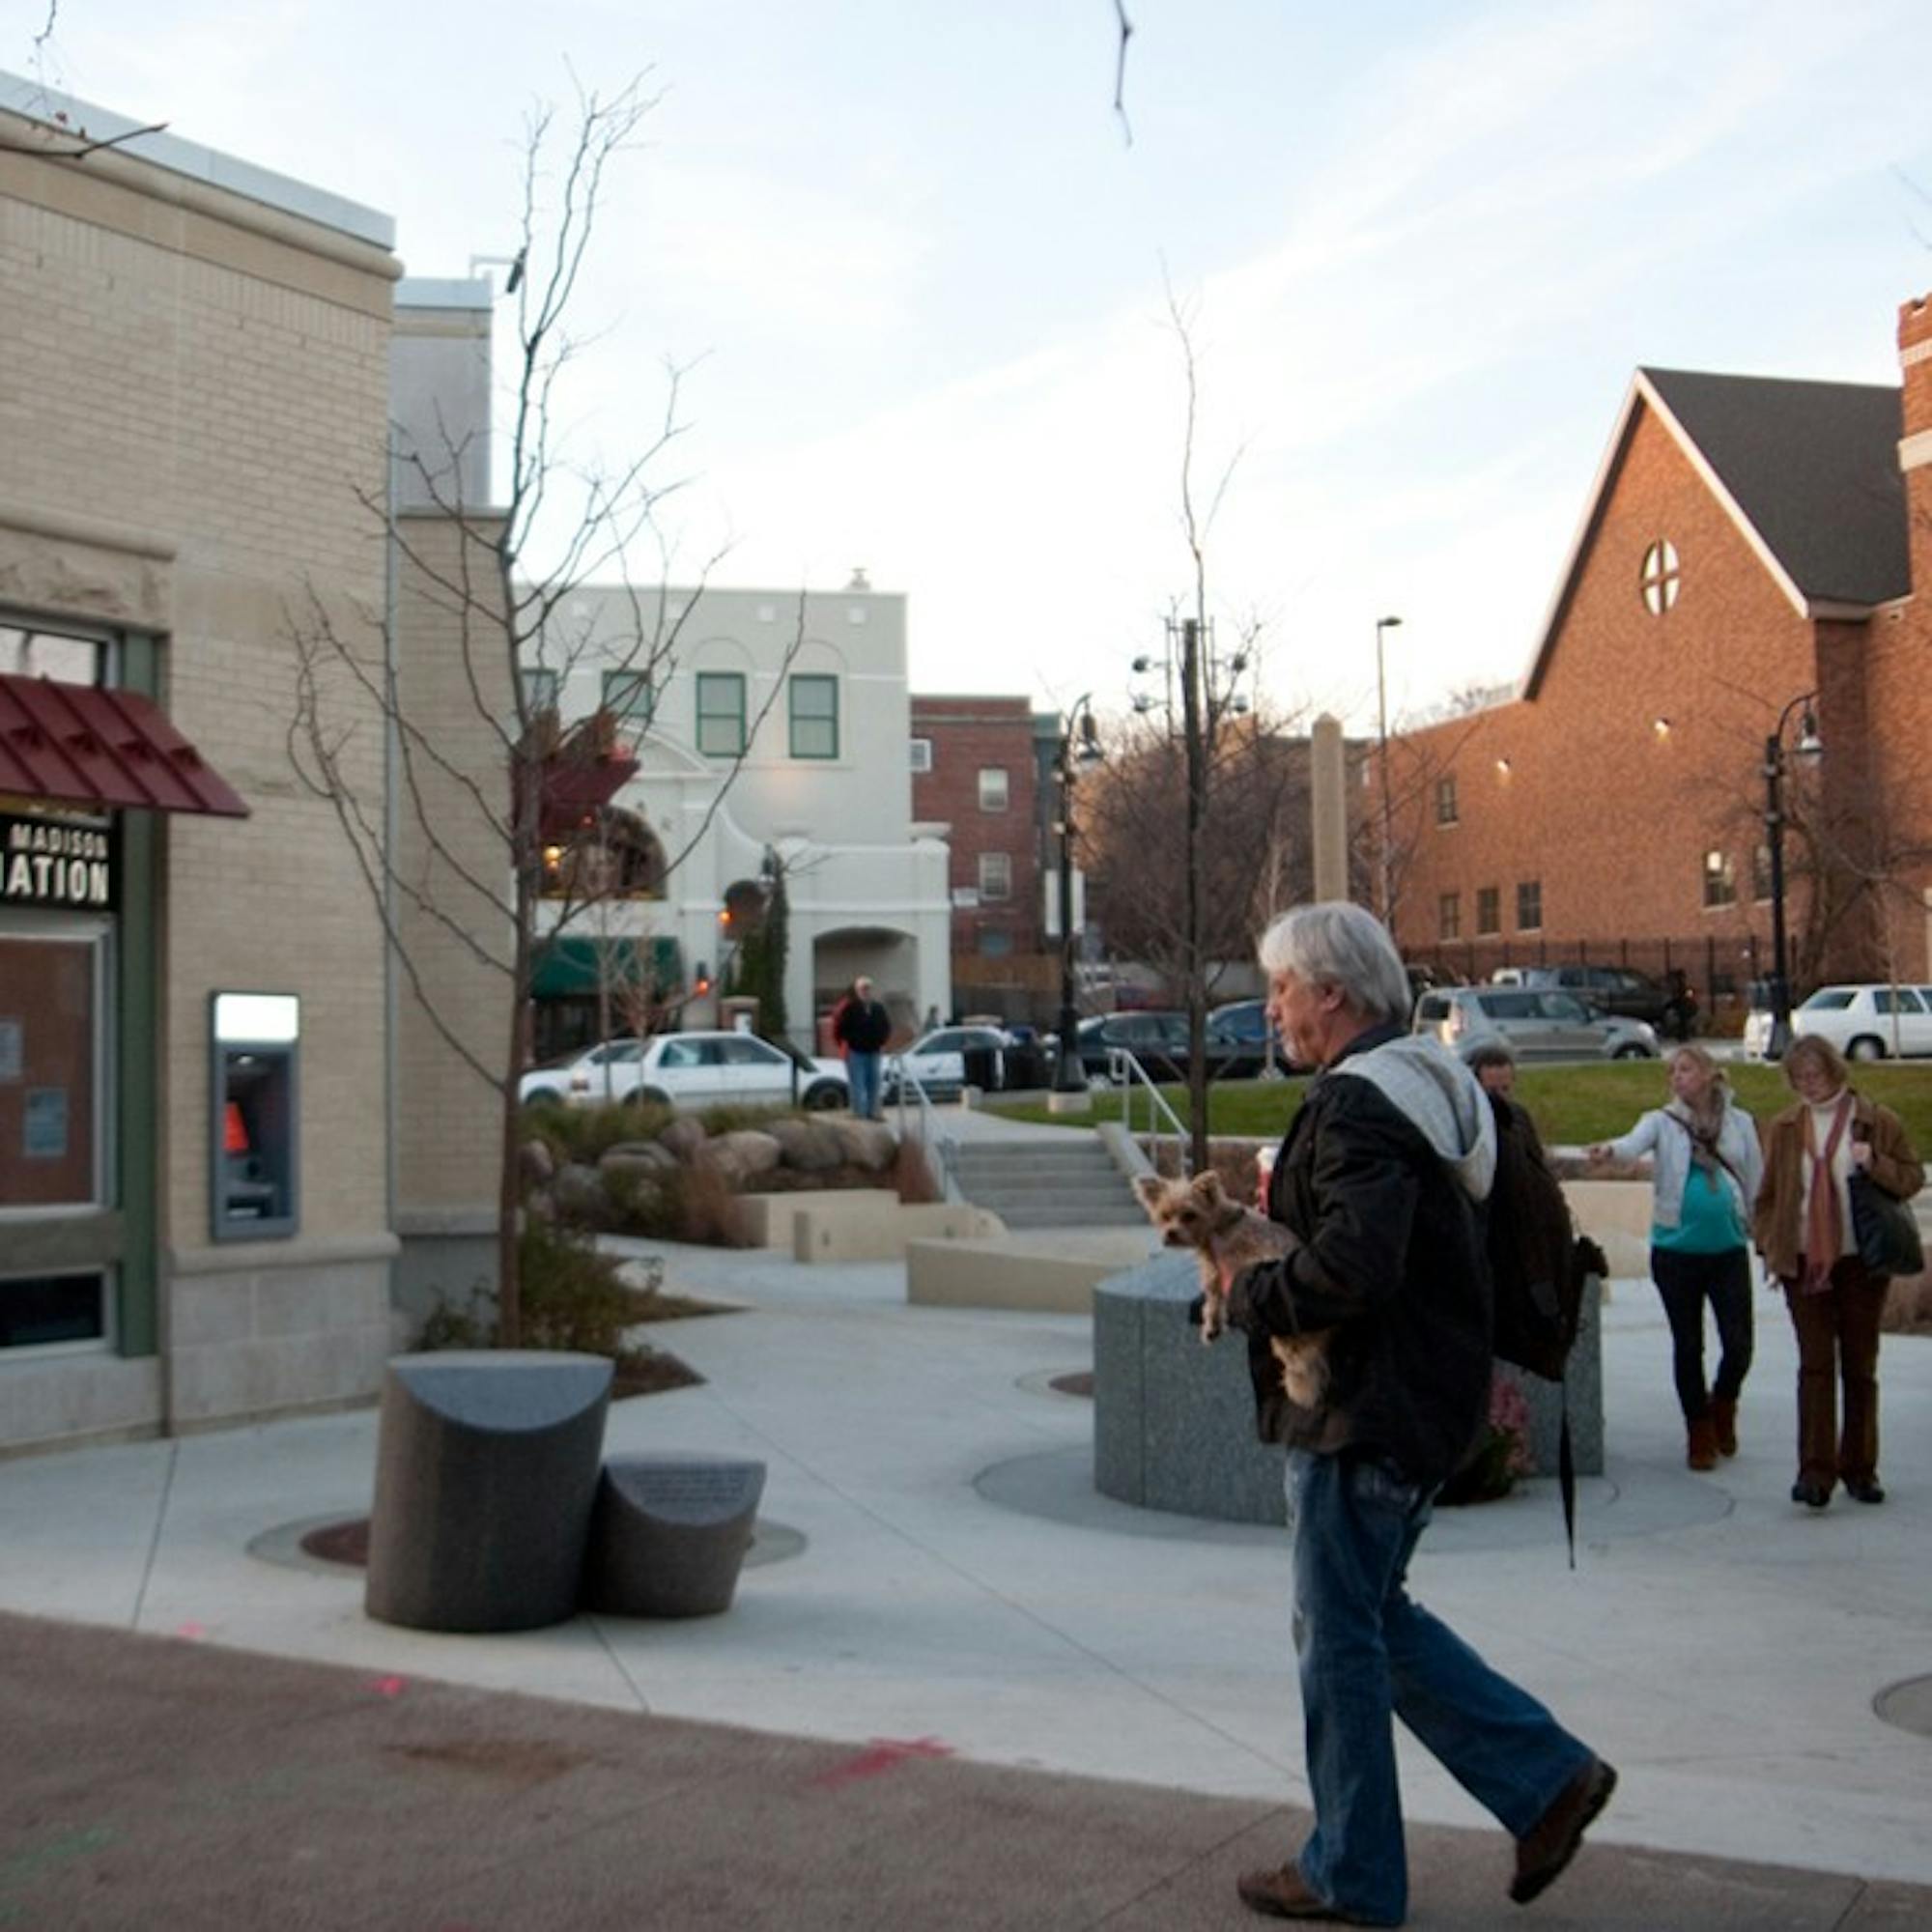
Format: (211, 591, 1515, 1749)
(989, 1059, 1932, 1151)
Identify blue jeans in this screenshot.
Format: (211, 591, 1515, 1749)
(847, 1051, 882, 1121)
(1286, 1448, 1593, 1925)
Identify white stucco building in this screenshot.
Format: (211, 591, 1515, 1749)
(526, 580, 952, 1049)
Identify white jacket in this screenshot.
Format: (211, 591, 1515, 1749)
(1606, 1100, 1762, 1232)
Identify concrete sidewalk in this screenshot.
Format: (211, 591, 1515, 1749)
(4, 1202, 1932, 1925)
(3, 1607, 1927, 1930)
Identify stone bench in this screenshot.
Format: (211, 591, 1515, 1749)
(794, 1200, 1003, 1264)
(1093, 1251, 1605, 1528)
(728, 1188, 899, 1249)
(581, 1453, 767, 1618)
(364, 1350, 612, 1633)
(907, 1228, 1156, 1315)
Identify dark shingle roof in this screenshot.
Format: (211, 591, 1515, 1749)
(1641, 369, 1908, 606)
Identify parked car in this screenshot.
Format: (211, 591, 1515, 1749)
(546, 1029, 850, 1110)
(1494, 964, 1673, 1029)
(885, 1024, 1013, 1101)
(1207, 998, 1296, 1077)
(519, 1037, 646, 1107)
(1412, 986, 1661, 1062)
(1075, 1009, 1194, 1084)
(1791, 983, 1932, 1061)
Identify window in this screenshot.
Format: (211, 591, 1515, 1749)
(977, 928, 1013, 956)
(1751, 843, 1773, 902)
(979, 852, 1011, 901)
(1, 621, 104, 683)
(1517, 880, 1543, 931)
(1475, 886, 1501, 936)
(978, 767, 1009, 811)
(1435, 775, 1459, 826)
(521, 667, 559, 713)
(1874, 989, 1926, 1015)
(1702, 849, 1737, 908)
(787, 674, 838, 758)
(1640, 539, 1681, 614)
(910, 737, 933, 774)
(1438, 892, 1462, 941)
(696, 672, 747, 757)
(601, 669, 652, 724)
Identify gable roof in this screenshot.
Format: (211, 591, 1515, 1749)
(1523, 368, 1908, 697)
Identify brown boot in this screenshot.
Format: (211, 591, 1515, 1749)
(1687, 1415, 1719, 1470)
(1711, 1399, 1738, 1458)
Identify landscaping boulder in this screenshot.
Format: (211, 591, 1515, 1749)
(767, 1117, 847, 1174)
(600, 1141, 679, 1180)
(696, 1129, 783, 1185)
(659, 1117, 707, 1162)
(552, 1162, 609, 1225)
(828, 1118, 897, 1172)
(519, 1138, 556, 1187)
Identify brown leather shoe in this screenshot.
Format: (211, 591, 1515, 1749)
(1686, 1417, 1718, 1471)
(1511, 1756, 1617, 1905)
(1711, 1399, 1738, 1457)
(1236, 1862, 1376, 1922)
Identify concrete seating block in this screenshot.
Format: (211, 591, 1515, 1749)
(364, 1350, 612, 1634)
(907, 1229, 1153, 1314)
(581, 1453, 767, 1617)
(794, 1200, 1003, 1264)
(1496, 1268, 1605, 1479)
(1092, 1247, 1606, 1526)
(1094, 1254, 1286, 1524)
(728, 1188, 898, 1248)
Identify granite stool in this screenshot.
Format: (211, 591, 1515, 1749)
(582, 1453, 767, 1617)
(364, 1350, 612, 1634)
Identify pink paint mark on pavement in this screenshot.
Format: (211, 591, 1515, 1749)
(812, 1736, 954, 1788)
(371, 1675, 408, 1697)
(175, 1622, 208, 1640)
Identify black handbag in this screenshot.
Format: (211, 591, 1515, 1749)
(1848, 1170, 1924, 1277)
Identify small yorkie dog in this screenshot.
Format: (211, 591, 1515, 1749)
(1133, 1170, 1330, 1410)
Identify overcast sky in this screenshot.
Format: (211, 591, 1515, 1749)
(16, 0, 1932, 731)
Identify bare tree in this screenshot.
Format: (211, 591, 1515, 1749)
(286, 77, 801, 1344)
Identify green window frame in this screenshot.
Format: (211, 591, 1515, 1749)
(601, 668, 652, 724)
(788, 674, 838, 759)
(696, 671, 747, 757)
(521, 667, 559, 713)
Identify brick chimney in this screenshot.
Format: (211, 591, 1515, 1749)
(1900, 293, 1932, 594)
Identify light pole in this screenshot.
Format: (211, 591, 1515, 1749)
(1375, 614, 1402, 925)
(1763, 691, 1822, 1059)
(1053, 697, 1102, 1094)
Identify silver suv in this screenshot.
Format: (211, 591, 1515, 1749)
(1412, 986, 1660, 1062)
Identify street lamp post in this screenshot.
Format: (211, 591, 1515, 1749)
(1374, 614, 1402, 925)
(1763, 691, 1822, 1059)
(1053, 697, 1102, 1095)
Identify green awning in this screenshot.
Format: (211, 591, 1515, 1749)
(529, 935, 683, 1001)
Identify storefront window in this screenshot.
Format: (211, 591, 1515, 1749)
(0, 926, 105, 1209)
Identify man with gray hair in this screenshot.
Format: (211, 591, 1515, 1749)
(1221, 901, 1613, 1924)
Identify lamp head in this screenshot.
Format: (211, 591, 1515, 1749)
(1795, 709, 1823, 760)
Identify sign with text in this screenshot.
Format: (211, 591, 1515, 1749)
(0, 811, 117, 912)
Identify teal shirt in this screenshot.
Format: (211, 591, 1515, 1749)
(1652, 1165, 1745, 1255)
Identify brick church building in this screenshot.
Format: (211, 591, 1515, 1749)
(1389, 294, 1932, 1020)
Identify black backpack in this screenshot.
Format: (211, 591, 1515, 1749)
(1487, 1094, 1603, 1379)
(1485, 1094, 1606, 1564)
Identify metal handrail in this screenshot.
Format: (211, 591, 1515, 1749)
(1107, 1045, 1191, 1174)
(889, 1057, 962, 1201)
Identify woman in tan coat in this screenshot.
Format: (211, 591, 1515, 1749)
(1752, 1036, 1923, 1509)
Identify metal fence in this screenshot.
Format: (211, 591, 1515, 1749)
(1403, 931, 1772, 1030)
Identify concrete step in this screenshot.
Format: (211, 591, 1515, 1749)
(951, 1132, 1144, 1230)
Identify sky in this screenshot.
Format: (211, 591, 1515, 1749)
(13, 0, 1932, 733)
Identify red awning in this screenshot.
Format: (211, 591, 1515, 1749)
(0, 674, 249, 817)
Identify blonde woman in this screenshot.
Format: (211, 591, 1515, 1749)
(1590, 1046, 1763, 1470)
(1752, 1035, 1923, 1510)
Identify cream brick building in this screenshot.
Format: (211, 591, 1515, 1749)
(0, 75, 416, 1450)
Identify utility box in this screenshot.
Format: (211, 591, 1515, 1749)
(210, 991, 299, 1241)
